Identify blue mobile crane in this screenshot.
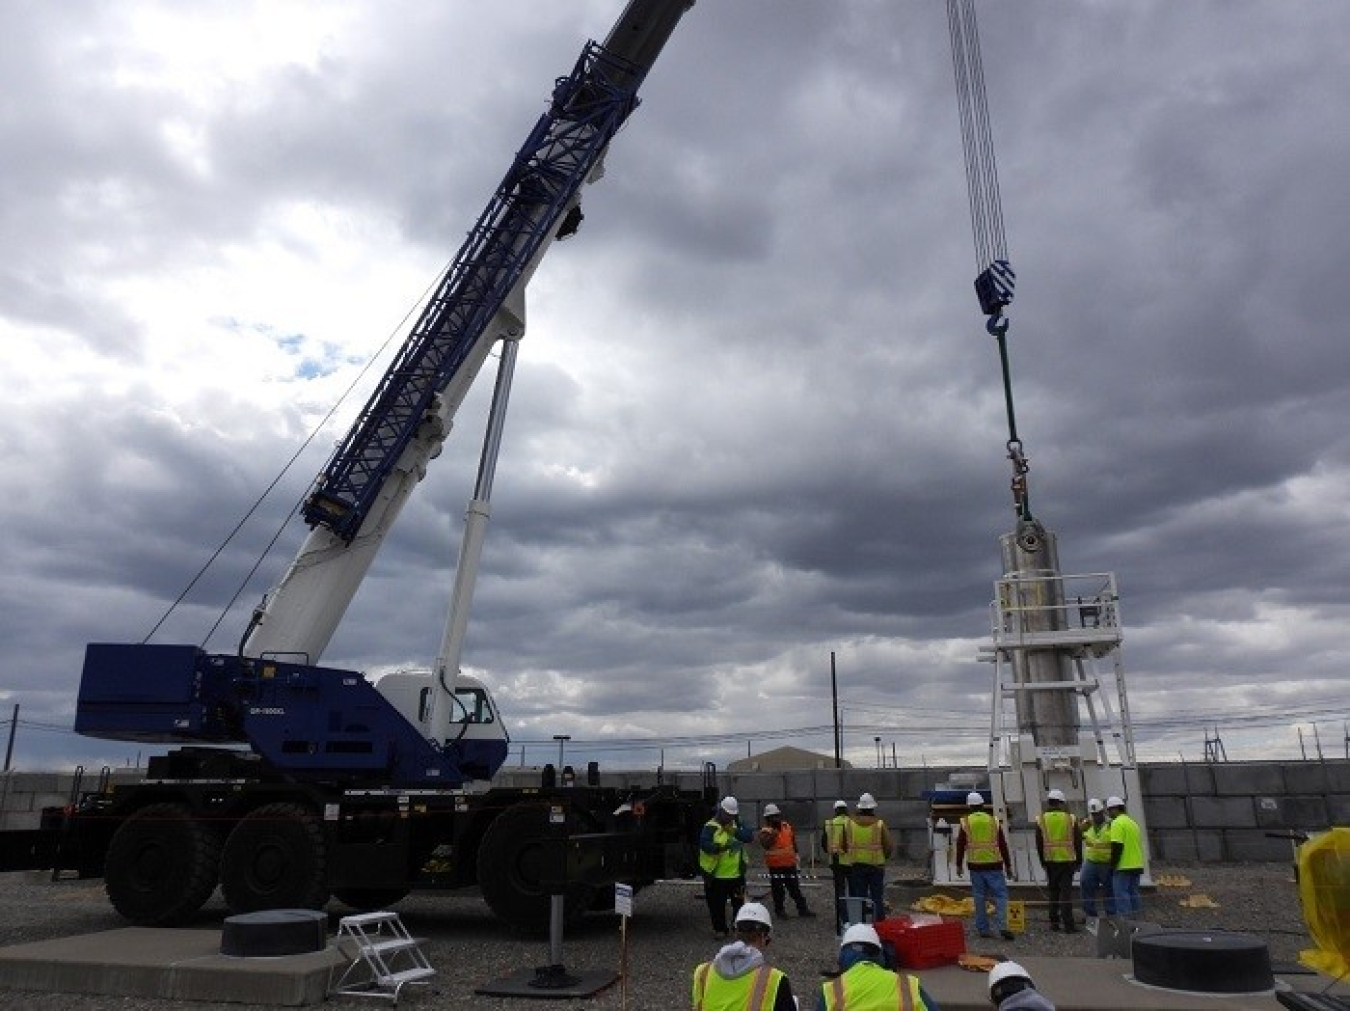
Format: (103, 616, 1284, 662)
(3, 0, 713, 931)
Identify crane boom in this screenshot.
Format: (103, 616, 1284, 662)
(242, 0, 693, 666)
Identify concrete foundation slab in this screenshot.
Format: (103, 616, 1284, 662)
(0, 927, 346, 1006)
(913, 955, 1347, 1011)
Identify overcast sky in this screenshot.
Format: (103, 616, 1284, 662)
(3, 1, 1348, 776)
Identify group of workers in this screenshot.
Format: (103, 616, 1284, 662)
(692, 900, 1055, 1010)
(955, 789, 1145, 938)
(691, 787, 1145, 1008)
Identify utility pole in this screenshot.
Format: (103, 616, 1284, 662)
(830, 652, 841, 768)
(3, 704, 16, 771)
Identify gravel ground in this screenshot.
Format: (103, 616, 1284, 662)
(0, 862, 1314, 1009)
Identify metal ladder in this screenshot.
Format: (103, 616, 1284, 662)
(329, 911, 435, 1004)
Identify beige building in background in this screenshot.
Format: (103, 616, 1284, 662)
(727, 746, 851, 773)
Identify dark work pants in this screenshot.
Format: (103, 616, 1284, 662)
(1045, 861, 1077, 928)
(703, 873, 744, 934)
(768, 866, 809, 914)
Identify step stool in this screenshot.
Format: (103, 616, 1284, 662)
(329, 911, 435, 1004)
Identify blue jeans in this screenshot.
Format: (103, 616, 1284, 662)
(850, 864, 885, 921)
(1080, 860, 1116, 916)
(1112, 868, 1143, 916)
(970, 868, 1008, 934)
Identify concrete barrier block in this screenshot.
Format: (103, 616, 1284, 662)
(1213, 763, 1285, 796)
(1142, 765, 1188, 796)
(1253, 795, 1328, 830)
(1151, 828, 1223, 862)
(812, 770, 849, 800)
(1182, 765, 1216, 795)
(783, 771, 816, 798)
(728, 775, 780, 804)
(1324, 794, 1350, 825)
(1315, 762, 1350, 793)
(1189, 794, 1256, 827)
(1223, 829, 1297, 862)
(1144, 795, 1190, 829)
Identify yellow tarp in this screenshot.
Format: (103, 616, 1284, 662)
(1298, 826, 1350, 979)
(910, 895, 1025, 934)
(1178, 893, 1219, 909)
(1155, 874, 1193, 888)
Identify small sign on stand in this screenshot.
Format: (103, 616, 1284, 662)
(615, 883, 634, 1009)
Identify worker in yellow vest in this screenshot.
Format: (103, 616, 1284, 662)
(1034, 788, 1082, 933)
(956, 790, 1014, 940)
(757, 803, 815, 919)
(700, 796, 755, 939)
(1106, 795, 1145, 916)
(691, 902, 796, 1011)
(1079, 798, 1116, 925)
(844, 793, 893, 921)
(820, 799, 852, 933)
(817, 923, 937, 1011)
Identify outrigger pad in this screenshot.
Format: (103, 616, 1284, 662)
(476, 964, 618, 1000)
(220, 909, 328, 958)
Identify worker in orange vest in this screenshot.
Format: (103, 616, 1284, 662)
(757, 804, 815, 919)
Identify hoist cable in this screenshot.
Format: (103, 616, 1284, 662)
(948, 0, 1008, 273)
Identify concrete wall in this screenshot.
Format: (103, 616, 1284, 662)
(4, 759, 1347, 863)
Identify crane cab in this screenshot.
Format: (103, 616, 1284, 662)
(370, 668, 509, 782)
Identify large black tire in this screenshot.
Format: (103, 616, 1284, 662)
(476, 802, 596, 933)
(105, 802, 221, 925)
(333, 887, 410, 911)
(220, 802, 329, 913)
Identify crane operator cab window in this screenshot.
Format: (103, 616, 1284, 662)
(452, 685, 495, 724)
(412, 685, 496, 724)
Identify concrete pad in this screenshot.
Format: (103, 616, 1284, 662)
(910, 956, 1349, 1011)
(0, 927, 347, 1006)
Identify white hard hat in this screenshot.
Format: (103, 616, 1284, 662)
(966, 791, 986, 806)
(763, 803, 781, 817)
(1046, 788, 1065, 803)
(1087, 798, 1104, 814)
(858, 792, 877, 810)
(1106, 795, 1125, 809)
(988, 961, 1033, 996)
(735, 902, 772, 931)
(720, 796, 739, 815)
(841, 923, 881, 950)
(834, 799, 848, 810)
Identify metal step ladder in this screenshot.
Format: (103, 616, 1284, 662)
(329, 911, 435, 1004)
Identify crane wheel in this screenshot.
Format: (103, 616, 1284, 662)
(476, 801, 595, 933)
(105, 802, 221, 925)
(220, 802, 329, 913)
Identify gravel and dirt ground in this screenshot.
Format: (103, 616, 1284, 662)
(0, 861, 1317, 1009)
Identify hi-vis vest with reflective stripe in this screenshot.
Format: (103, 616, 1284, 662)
(826, 814, 852, 866)
(960, 811, 1000, 865)
(823, 961, 926, 1011)
(692, 961, 783, 1011)
(700, 820, 743, 878)
(764, 822, 797, 869)
(1037, 809, 1076, 862)
(1081, 819, 1112, 863)
(847, 819, 886, 866)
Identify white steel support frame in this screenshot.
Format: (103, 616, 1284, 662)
(985, 571, 1150, 886)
